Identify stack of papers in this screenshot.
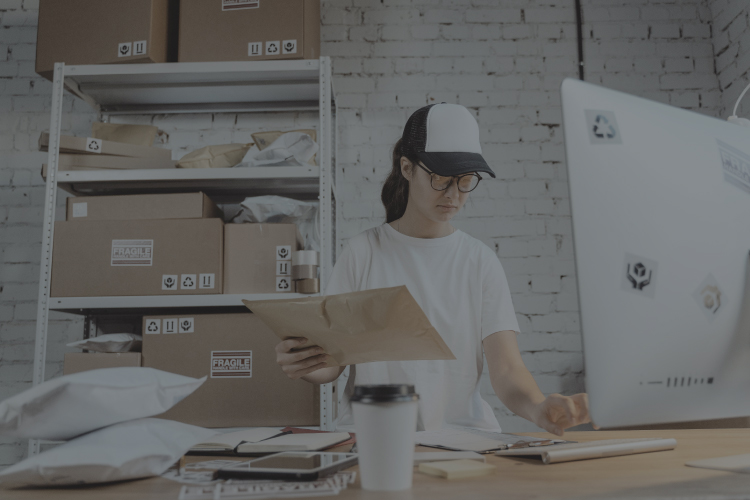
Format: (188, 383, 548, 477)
(415, 427, 561, 453)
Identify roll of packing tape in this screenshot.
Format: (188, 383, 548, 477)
(292, 250, 319, 266)
(292, 264, 318, 280)
(295, 278, 320, 294)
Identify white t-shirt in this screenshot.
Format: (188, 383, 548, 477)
(326, 223, 520, 431)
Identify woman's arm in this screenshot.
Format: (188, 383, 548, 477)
(483, 330, 595, 435)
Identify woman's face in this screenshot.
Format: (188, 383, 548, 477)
(401, 157, 470, 223)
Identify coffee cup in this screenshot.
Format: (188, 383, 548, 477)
(350, 384, 419, 491)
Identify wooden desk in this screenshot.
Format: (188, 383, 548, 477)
(4, 429, 750, 500)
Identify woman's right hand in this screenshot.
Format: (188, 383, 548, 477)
(275, 338, 330, 380)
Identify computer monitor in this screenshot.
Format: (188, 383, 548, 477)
(561, 78, 750, 429)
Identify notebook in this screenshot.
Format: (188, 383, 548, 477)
(235, 432, 352, 454)
(190, 428, 285, 453)
(418, 459, 495, 479)
(495, 437, 677, 464)
(415, 427, 566, 453)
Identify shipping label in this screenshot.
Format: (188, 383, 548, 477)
(111, 240, 153, 266)
(222, 0, 259, 10)
(211, 351, 252, 378)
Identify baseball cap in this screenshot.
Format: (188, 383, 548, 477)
(401, 103, 495, 178)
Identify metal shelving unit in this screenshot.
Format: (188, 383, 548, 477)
(32, 58, 339, 456)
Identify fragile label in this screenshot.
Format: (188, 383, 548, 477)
(211, 351, 252, 378)
(222, 0, 259, 10)
(72, 202, 87, 218)
(112, 240, 153, 266)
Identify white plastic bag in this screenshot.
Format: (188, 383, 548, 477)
(0, 367, 206, 440)
(246, 132, 318, 166)
(231, 195, 319, 251)
(0, 418, 215, 487)
(66, 333, 142, 353)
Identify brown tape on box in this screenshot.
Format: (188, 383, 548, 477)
(292, 265, 317, 281)
(295, 278, 319, 294)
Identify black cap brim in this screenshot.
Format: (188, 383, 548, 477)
(416, 152, 496, 178)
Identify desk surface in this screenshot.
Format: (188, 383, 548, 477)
(4, 429, 750, 500)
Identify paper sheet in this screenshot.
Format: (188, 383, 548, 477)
(243, 286, 455, 367)
(415, 427, 551, 453)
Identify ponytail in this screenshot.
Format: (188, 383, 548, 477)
(381, 139, 418, 223)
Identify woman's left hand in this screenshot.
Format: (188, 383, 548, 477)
(529, 393, 599, 436)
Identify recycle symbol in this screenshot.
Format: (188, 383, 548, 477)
(147, 322, 158, 332)
(88, 140, 100, 151)
(278, 279, 290, 290)
(183, 276, 194, 287)
(181, 320, 191, 331)
(278, 248, 288, 259)
(119, 45, 130, 56)
(284, 42, 294, 51)
(593, 115, 616, 139)
(164, 277, 175, 288)
(268, 43, 278, 53)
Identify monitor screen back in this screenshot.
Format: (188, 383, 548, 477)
(561, 78, 750, 428)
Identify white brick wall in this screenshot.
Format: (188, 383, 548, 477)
(708, 0, 750, 118)
(0, 0, 727, 466)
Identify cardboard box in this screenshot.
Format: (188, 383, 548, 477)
(36, 0, 178, 80)
(178, 0, 320, 63)
(63, 353, 142, 375)
(59, 154, 177, 170)
(51, 218, 223, 297)
(142, 313, 319, 427)
(40, 133, 172, 160)
(223, 224, 303, 294)
(66, 193, 223, 221)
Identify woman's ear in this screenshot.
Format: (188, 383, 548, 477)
(400, 157, 413, 181)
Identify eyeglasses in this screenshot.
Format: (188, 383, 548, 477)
(416, 163, 482, 193)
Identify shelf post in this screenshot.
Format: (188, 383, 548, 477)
(29, 62, 65, 457)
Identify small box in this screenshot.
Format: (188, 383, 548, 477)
(142, 313, 319, 427)
(66, 193, 223, 221)
(178, 0, 320, 63)
(63, 353, 142, 375)
(50, 218, 223, 297)
(40, 133, 172, 160)
(35, 0, 178, 81)
(223, 224, 303, 294)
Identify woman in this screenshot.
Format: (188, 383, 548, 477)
(276, 103, 595, 436)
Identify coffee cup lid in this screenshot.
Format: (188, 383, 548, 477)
(350, 384, 419, 403)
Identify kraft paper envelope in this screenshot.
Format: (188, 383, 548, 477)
(243, 285, 456, 366)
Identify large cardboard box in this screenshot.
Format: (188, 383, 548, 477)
(63, 353, 142, 375)
(142, 313, 319, 427)
(178, 0, 320, 63)
(66, 193, 223, 221)
(51, 219, 223, 297)
(36, 0, 178, 80)
(223, 224, 303, 294)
